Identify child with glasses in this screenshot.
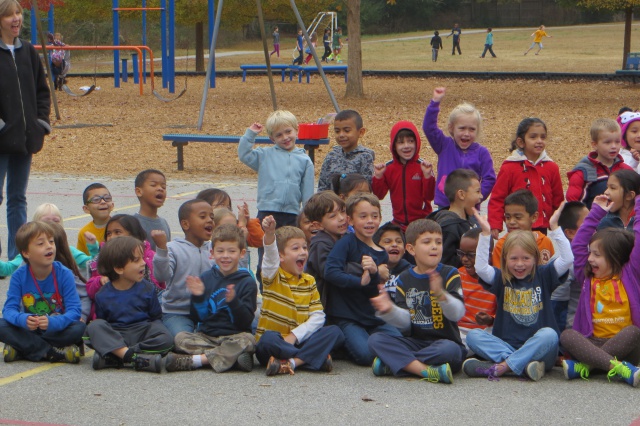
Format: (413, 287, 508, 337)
(77, 183, 114, 255)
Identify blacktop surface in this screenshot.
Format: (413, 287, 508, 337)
(0, 172, 639, 426)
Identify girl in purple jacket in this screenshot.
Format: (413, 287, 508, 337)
(561, 194, 640, 387)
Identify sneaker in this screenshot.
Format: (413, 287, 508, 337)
(133, 353, 162, 373)
(3, 344, 23, 362)
(462, 358, 496, 378)
(165, 353, 195, 372)
(265, 356, 294, 376)
(372, 357, 392, 377)
(524, 361, 545, 381)
(234, 352, 254, 372)
(421, 363, 453, 384)
(320, 355, 333, 373)
(92, 352, 124, 370)
(562, 359, 590, 380)
(47, 345, 80, 364)
(608, 359, 640, 387)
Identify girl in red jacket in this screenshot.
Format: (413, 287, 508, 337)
(488, 118, 564, 238)
(372, 121, 435, 231)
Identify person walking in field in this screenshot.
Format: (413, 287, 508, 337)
(480, 28, 496, 58)
(525, 25, 552, 56)
(430, 31, 443, 62)
(447, 23, 462, 55)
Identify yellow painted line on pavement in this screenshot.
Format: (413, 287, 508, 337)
(0, 350, 94, 387)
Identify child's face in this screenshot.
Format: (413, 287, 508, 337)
(462, 178, 483, 213)
(448, 114, 478, 151)
(588, 240, 612, 279)
(82, 188, 114, 223)
(22, 232, 55, 268)
(348, 201, 381, 241)
(395, 135, 416, 163)
(407, 231, 442, 271)
(505, 245, 536, 280)
(212, 240, 245, 276)
(625, 121, 640, 151)
(298, 213, 320, 243)
(343, 182, 371, 200)
(181, 202, 214, 243)
(377, 230, 405, 266)
(604, 175, 632, 213)
(117, 246, 146, 284)
(334, 118, 365, 153)
(564, 206, 590, 241)
(458, 236, 477, 276)
(319, 202, 347, 239)
(0, 7, 22, 40)
(39, 213, 62, 224)
(517, 123, 547, 160)
(135, 173, 167, 209)
(504, 204, 537, 232)
(211, 195, 232, 210)
(105, 221, 131, 241)
(270, 125, 298, 151)
(592, 130, 622, 165)
(279, 237, 308, 276)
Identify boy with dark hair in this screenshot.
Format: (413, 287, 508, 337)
(368, 218, 466, 383)
(77, 183, 113, 255)
(430, 30, 443, 62)
(317, 110, 375, 191)
(152, 199, 215, 337)
(164, 224, 257, 373)
(256, 217, 345, 376)
(1, 222, 85, 364)
(134, 169, 171, 251)
(492, 189, 555, 266)
(429, 168, 482, 268)
(372, 121, 435, 231)
(373, 222, 412, 301)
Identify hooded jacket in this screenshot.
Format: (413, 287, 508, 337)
(427, 208, 474, 268)
(0, 38, 51, 155)
(488, 149, 564, 231)
(372, 121, 435, 229)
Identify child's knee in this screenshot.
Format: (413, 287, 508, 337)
(536, 327, 559, 345)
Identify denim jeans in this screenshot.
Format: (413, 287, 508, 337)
(0, 153, 32, 260)
(162, 313, 195, 337)
(466, 327, 558, 375)
(336, 320, 402, 366)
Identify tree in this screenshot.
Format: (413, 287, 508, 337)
(344, 0, 364, 98)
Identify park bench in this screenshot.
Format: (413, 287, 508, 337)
(615, 52, 640, 82)
(288, 65, 348, 83)
(162, 133, 330, 171)
(240, 64, 290, 82)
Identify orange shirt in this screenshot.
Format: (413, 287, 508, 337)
(492, 231, 554, 267)
(591, 276, 632, 339)
(457, 267, 497, 329)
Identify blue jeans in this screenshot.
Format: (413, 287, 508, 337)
(336, 320, 402, 366)
(162, 313, 195, 337)
(0, 153, 32, 260)
(466, 328, 558, 375)
(0, 318, 85, 361)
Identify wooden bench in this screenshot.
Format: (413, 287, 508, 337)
(240, 64, 290, 82)
(162, 133, 330, 170)
(615, 52, 640, 82)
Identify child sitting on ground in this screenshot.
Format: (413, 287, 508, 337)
(372, 222, 412, 302)
(372, 120, 435, 231)
(87, 237, 173, 373)
(0, 222, 85, 364)
(256, 216, 345, 376)
(616, 111, 640, 173)
(134, 169, 171, 251)
(598, 169, 640, 231)
(77, 183, 114, 255)
(368, 219, 466, 384)
(318, 110, 375, 191)
(164, 224, 257, 373)
(152, 199, 215, 337)
(422, 87, 496, 209)
(463, 204, 573, 381)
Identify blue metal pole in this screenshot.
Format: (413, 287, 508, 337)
(168, 0, 176, 93)
(160, 0, 167, 89)
(132, 53, 139, 84)
(208, 0, 216, 88)
(142, 0, 147, 83)
(30, 7, 36, 44)
(48, 6, 54, 35)
(113, 0, 120, 88)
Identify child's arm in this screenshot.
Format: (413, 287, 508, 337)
(151, 230, 175, 283)
(84, 231, 100, 258)
(473, 209, 498, 286)
(628, 195, 640, 278)
(46, 267, 82, 332)
(429, 270, 466, 322)
(226, 280, 257, 331)
(325, 237, 379, 292)
(421, 160, 436, 203)
(301, 159, 315, 204)
(147, 282, 163, 321)
(237, 124, 264, 172)
(422, 87, 449, 155)
(358, 150, 375, 185)
(1, 273, 31, 329)
(261, 216, 280, 282)
(289, 285, 325, 344)
(550, 165, 565, 212)
(86, 274, 108, 300)
(371, 163, 390, 199)
(372, 284, 411, 333)
(565, 169, 586, 202)
(0, 255, 24, 277)
(487, 164, 510, 232)
(547, 202, 573, 279)
(478, 148, 497, 203)
(571, 195, 609, 287)
(245, 217, 264, 248)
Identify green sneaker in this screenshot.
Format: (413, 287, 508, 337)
(562, 359, 590, 380)
(3, 344, 23, 362)
(371, 357, 392, 376)
(608, 359, 640, 387)
(421, 363, 453, 384)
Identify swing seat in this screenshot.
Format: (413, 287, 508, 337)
(153, 87, 187, 102)
(62, 84, 96, 97)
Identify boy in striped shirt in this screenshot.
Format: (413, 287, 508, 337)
(255, 216, 345, 376)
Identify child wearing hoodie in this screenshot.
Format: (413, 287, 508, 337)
(372, 121, 435, 231)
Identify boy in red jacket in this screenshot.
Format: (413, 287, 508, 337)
(373, 121, 435, 231)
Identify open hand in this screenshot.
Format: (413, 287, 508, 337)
(429, 272, 444, 298)
(593, 194, 612, 212)
(370, 285, 393, 314)
(185, 275, 205, 296)
(225, 284, 236, 302)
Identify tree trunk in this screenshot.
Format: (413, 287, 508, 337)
(345, 0, 364, 98)
(623, 7, 632, 70)
(195, 21, 204, 72)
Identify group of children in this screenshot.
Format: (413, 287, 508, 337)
(2, 88, 640, 388)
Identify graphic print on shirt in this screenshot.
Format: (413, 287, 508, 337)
(22, 292, 60, 315)
(503, 285, 542, 326)
(205, 288, 233, 321)
(405, 288, 444, 329)
(384, 273, 402, 301)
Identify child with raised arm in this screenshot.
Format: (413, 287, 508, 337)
(256, 216, 345, 376)
(524, 25, 552, 56)
(560, 194, 640, 386)
(422, 87, 496, 208)
(134, 169, 171, 252)
(372, 120, 435, 231)
(368, 219, 466, 384)
(77, 183, 114, 255)
(0, 222, 85, 364)
(463, 204, 573, 381)
(488, 118, 564, 237)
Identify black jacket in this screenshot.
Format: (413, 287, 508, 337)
(428, 209, 475, 268)
(0, 38, 51, 155)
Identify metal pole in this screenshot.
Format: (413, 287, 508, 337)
(30, 7, 36, 44)
(142, 0, 147, 83)
(208, 0, 215, 88)
(168, 0, 176, 93)
(197, 0, 223, 130)
(160, 0, 168, 88)
(48, 6, 54, 35)
(31, 1, 60, 120)
(113, 0, 120, 88)
(289, 0, 340, 113)
(256, 0, 277, 111)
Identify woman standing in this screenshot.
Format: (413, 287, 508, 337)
(0, 0, 51, 259)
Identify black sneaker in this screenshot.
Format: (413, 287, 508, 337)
(165, 353, 195, 372)
(320, 354, 333, 373)
(47, 345, 80, 364)
(234, 352, 254, 372)
(133, 353, 162, 373)
(92, 352, 124, 370)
